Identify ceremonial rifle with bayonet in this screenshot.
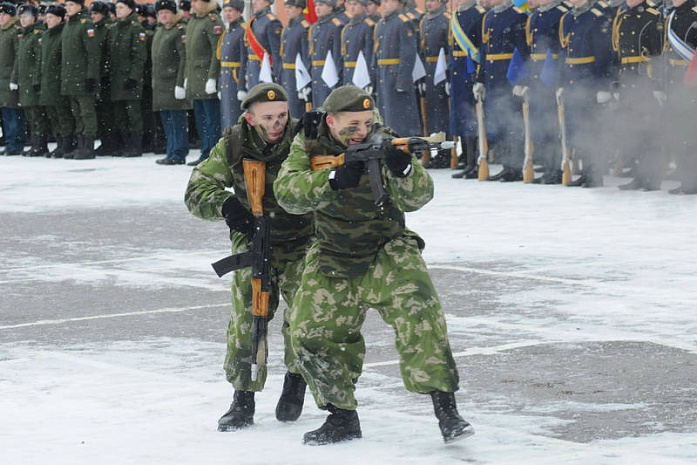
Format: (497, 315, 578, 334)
(311, 132, 455, 206)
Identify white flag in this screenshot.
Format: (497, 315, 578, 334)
(295, 53, 312, 91)
(259, 53, 273, 83)
(352, 50, 371, 90)
(433, 48, 447, 85)
(412, 53, 426, 83)
(321, 50, 339, 89)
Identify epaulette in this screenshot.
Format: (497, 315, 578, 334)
(176, 23, 184, 30)
(557, 5, 568, 12)
(34, 29, 41, 34)
(81, 18, 86, 24)
(302, 20, 310, 28)
(597, 0, 609, 7)
(209, 13, 217, 21)
(513, 6, 524, 13)
(365, 18, 375, 27)
(406, 12, 416, 20)
(476, 5, 486, 13)
(332, 17, 343, 27)
(591, 8, 603, 17)
(415, 8, 424, 14)
(399, 14, 410, 23)
(267, 13, 276, 20)
(693, 6, 697, 13)
(647, 7, 660, 15)
(444, 12, 451, 20)
(242, 23, 248, 30)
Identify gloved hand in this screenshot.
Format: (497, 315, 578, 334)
(85, 78, 97, 93)
(555, 87, 564, 106)
(329, 161, 365, 190)
(124, 78, 138, 90)
(364, 85, 373, 95)
(294, 108, 325, 138)
(596, 91, 611, 104)
(205, 78, 217, 94)
(385, 145, 412, 177)
(174, 86, 186, 100)
(9, 82, 18, 91)
(237, 89, 248, 101)
(417, 81, 426, 94)
(183, 78, 188, 89)
(395, 86, 407, 93)
(653, 90, 667, 106)
(512, 85, 528, 97)
(473, 82, 485, 101)
(444, 81, 450, 96)
(297, 86, 311, 101)
(221, 196, 254, 237)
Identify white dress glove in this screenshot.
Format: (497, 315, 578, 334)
(236, 90, 248, 101)
(596, 91, 611, 104)
(555, 87, 564, 106)
(297, 86, 311, 101)
(205, 78, 217, 94)
(363, 85, 373, 95)
(9, 82, 18, 91)
(445, 81, 450, 96)
(174, 86, 186, 100)
(512, 85, 529, 97)
(473, 82, 485, 101)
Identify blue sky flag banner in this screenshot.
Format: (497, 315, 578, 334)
(507, 47, 529, 85)
(540, 48, 558, 87)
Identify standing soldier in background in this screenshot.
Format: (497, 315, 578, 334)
(61, 0, 100, 160)
(219, 0, 248, 129)
(109, 0, 147, 158)
(475, 0, 529, 181)
(280, 0, 310, 118)
(366, 0, 382, 22)
(524, 0, 568, 184)
(449, 0, 486, 179)
(341, 0, 375, 90)
(40, 4, 72, 158)
(89, 1, 116, 156)
(665, 0, 697, 195)
(185, 0, 224, 166)
(152, 0, 191, 165)
(419, 0, 452, 168)
(0, 2, 25, 156)
(333, 0, 351, 24)
(180, 0, 191, 22)
(612, 0, 665, 191)
(245, 0, 283, 89)
(374, 0, 421, 136)
(309, 0, 344, 108)
(557, 0, 613, 187)
(14, 3, 49, 157)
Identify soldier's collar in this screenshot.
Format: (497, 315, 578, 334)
(426, 5, 446, 18)
(349, 12, 367, 24)
(493, 0, 514, 13)
(254, 7, 270, 18)
(458, 0, 477, 11)
(572, 1, 593, 15)
(539, 0, 563, 12)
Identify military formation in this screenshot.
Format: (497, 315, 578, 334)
(1, 0, 697, 192)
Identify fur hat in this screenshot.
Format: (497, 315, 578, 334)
(90, 1, 111, 16)
(222, 0, 245, 11)
(18, 3, 38, 17)
(45, 3, 66, 19)
(116, 0, 137, 11)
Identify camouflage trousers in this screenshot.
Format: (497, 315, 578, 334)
(224, 233, 305, 392)
(289, 235, 460, 411)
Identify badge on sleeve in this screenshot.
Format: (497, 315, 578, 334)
(181, 34, 186, 43)
(214, 25, 223, 35)
(87, 28, 95, 38)
(139, 32, 146, 41)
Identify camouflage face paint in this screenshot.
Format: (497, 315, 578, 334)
(337, 126, 360, 146)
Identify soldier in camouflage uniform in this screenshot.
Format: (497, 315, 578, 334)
(185, 83, 313, 433)
(13, 4, 49, 157)
(274, 86, 474, 446)
(280, 0, 310, 119)
(309, 0, 344, 108)
(61, 0, 100, 159)
(40, 4, 74, 158)
(0, 2, 27, 156)
(218, 0, 247, 129)
(244, 0, 283, 88)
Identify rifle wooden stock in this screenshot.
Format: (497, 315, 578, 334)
(450, 137, 459, 170)
(557, 96, 572, 186)
(522, 95, 534, 183)
(419, 94, 430, 166)
(475, 100, 489, 180)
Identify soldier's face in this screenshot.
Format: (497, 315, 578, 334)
(383, 0, 400, 15)
(115, 2, 132, 19)
(673, 0, 687, 6)
(625, 0, 642, 6)
(315, 2, 333, 17)
(19, 13, 36, 28)
(244, 101, 290, 144)
(0, 13, 8, 27)
(223, 6, 242, 23)
(346, 0, 365, 16)
(158, 9, 174, 24)
(425, 0, 441, 11)
(568, 0, 588, 7)
(366, 2, 378, 15)
(45, 13, 62, 28)
(252, 0, 270, 13)
(326, 111, 374, 146)
(64, 2, 82, 17)
(90, 11, 105, 23)
(284, 5, 303, 19)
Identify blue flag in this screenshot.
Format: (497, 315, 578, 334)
(466, 54, 476, 75)
(540, 48, 558, 87)
(506, 48, 529, 85)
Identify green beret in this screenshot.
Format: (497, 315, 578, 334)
(323, 86, 375, 113)
(241, 83, 288, 110)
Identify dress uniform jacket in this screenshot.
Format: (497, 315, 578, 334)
(61, 9, 100, 97)
(152, 16, 190, 111)
(244, 7, 282, 88)
(108, 13, 147, 101)
(478, 1, 529, 143)
(448, 2, 485, 138)
(0, 16, 20, 108)
(185, 3, 224, 100)
(340, 12, 375, 87)
(13, 23, 44, 108)
(280, 15, 310, 118)
(218, 16, 247, 127)
(374, 8, 421, 136)
(419, 5, 451, 136)
(309, 13, 343, 108)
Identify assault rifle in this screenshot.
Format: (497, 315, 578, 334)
(211, 160, 269, 381)
(311, 132, 455, 206)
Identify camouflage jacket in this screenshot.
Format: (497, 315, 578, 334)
(274, 120, 432, 277)
(185, 117, 312, 262)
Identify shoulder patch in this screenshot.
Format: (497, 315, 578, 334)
(591, 8, 603, 17)
(399, 14, 410, 23)
(332, 17, 343, 27)
(365, 18, 375, 27)
(214, 25, 223, 35)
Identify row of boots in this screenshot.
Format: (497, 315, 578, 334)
(218, 371, 474, 445)
(37, 133, 144, 159)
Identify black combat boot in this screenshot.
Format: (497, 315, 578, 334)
(217, 390, 255, 432)
(74, 136, 96, 159)
(62, 135, 78, 159)
(122, 133, 143, 157)
(275, 372, 307, 422)
(303, 404, 362, 445)
(431, 390, 475, 443)
(28, 135, 49, 157)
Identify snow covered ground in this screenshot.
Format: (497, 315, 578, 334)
(1, 153, 696, 465)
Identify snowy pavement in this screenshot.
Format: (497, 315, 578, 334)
(1, 154, 696, 464)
